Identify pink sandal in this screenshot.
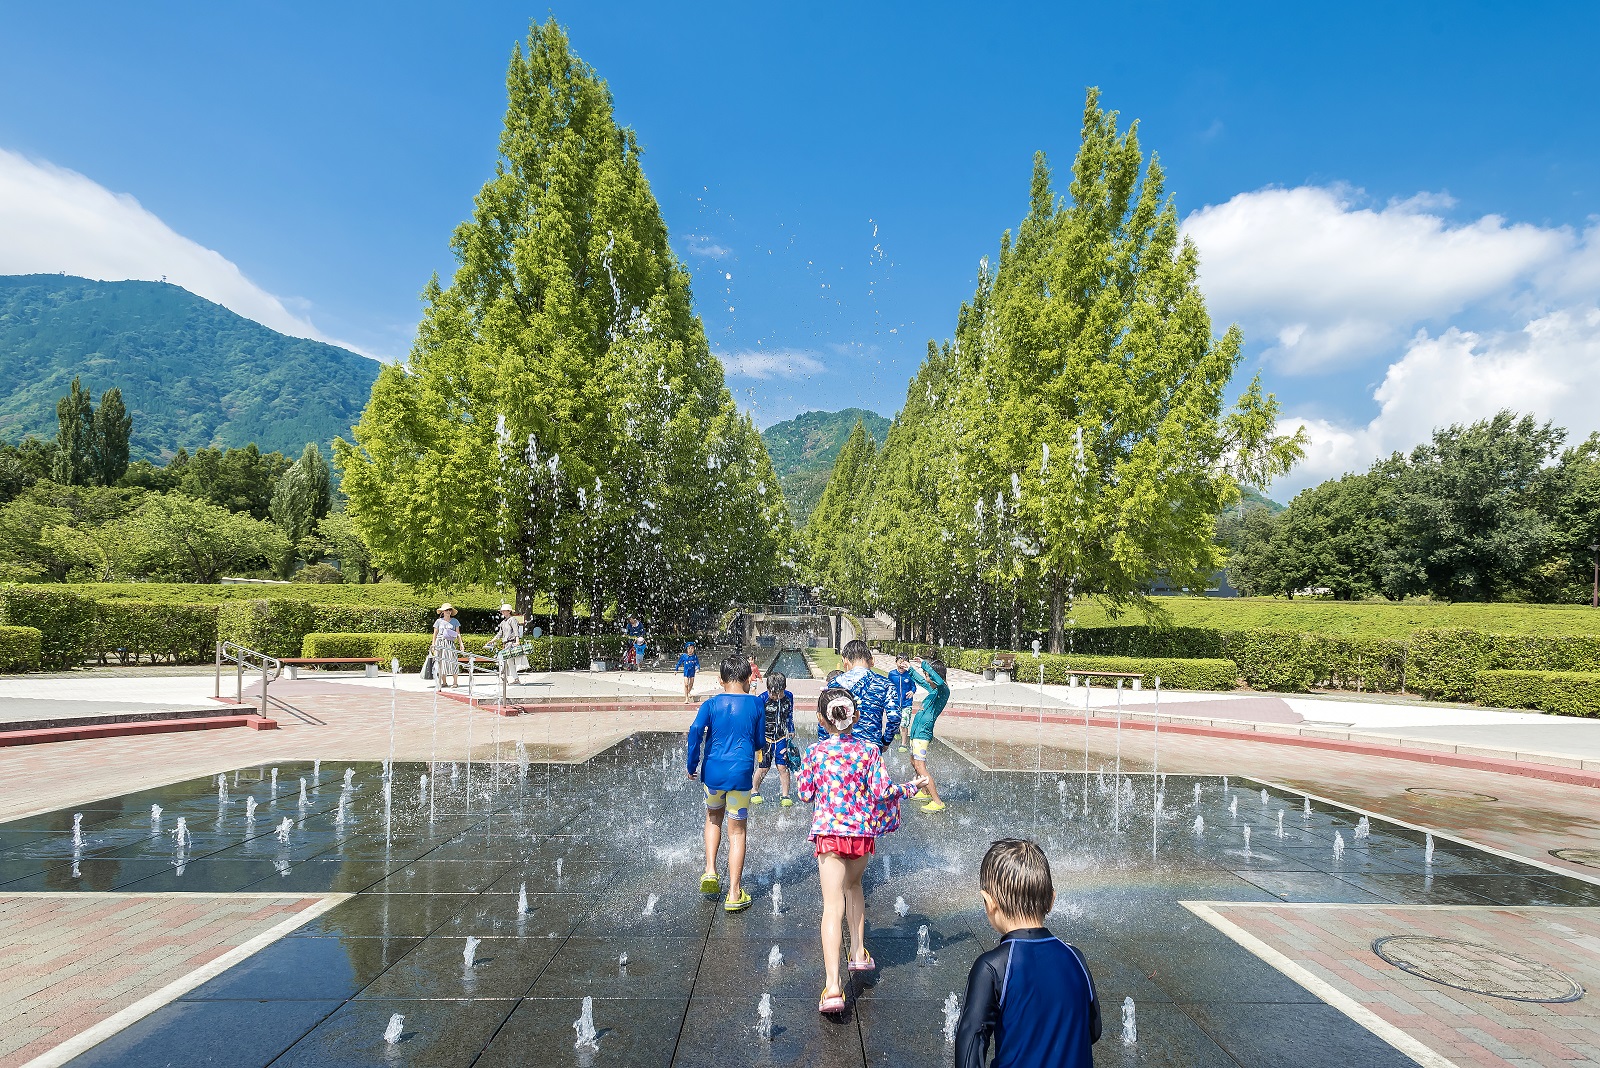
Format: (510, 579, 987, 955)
(819, 988, 847, 1013)
(847, 951, 876, 973)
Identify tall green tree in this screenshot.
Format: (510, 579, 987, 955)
(269, 443, 334, 575)
(804, 420, 878, 606)
(52, 377, 94, 486)
(90, 387, 132, 487)
(337, 19, 787, 627)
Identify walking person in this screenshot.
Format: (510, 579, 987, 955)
(817, 640, 903, 752)
(907, 658, 951, 812)
(431, 603, 461, 689)
(887, 655, 916, 751)
(750, 671, 796, 806)
(797, 686, 926, 1014)
(685, 656, 765, 912)
(676, 642, 700, 703)
(622, 614, 647, 671)
(486, 604, 528, 684)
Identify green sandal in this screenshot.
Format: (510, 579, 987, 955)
(699, 873, 721, 895)
(724, 890, 752, 912)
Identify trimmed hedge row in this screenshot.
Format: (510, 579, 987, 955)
(1475, 669, 1600, 717)
(301, 633, 692, 673)
(879, 642, 1239, 692)
(0, 587, 97, 668)
(92, 601, 219, 665)
(1409, 629, 1600, 701)
(0, 625, 43, 673)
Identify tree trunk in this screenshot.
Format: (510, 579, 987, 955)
(1049, 572, 1064, 654)
(555, 587, 575, 636)
(515, 586, 535, 617)
(1010, 591, 1022, 652)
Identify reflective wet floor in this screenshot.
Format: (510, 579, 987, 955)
(6, 733, 1598, 1066)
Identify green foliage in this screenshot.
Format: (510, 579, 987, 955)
(0, 437, 56, 503)
(1069, 596, 1600, 640)
(0, 586, 96, 668)
(219, 599, 438, 659)
(1408, 628, 1600, 700)
(314, 512, 377, 582)
(300, 631, 695, 672)
(804, 421, 878, 605)
(292, 563, 345, 584)
(91, 387, 132, 486)
(761, 409, 890, 524)
(0, 275, 379, 458)
(0, 624, 42, 672)
(53, 376, 95, 486)
(165, 445, 293, 519)
(1475, 670, 1600, 717)
(90, 601, 218, 665)
(879, 640, 1236, 691)
(336, 19, 789, 627)
(270, 443, 333, 575)
(126, 494, 288, 583)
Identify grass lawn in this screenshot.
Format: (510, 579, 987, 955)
(1071, 596, 1600, 639)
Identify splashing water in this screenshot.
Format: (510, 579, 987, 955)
(463, 936, 480, 970)
(556, 858, 563, 879)
(1229, 795, 1238, 818)
(642, 893, 658, 916)
(1260, 788, 1269, 805)
(276, 817, 293, 844)
(1193, 782, 1202, 804)
(1303, 796, 1312, 818)
(172, 817, 190, 849)
(917, 924, 931, 961)
(757, 993, 773, 1041)
(767, 944, 783, 969)
(618, 951, 628, 969)
(72, 813, 82, 848)
(943, 993, 961, 1043)
(517, 883, 528, 916)
(1425, 833, 1435, 865)
(1333, 831, 1345, 861)
(1223, 776, 1229, 792)
(384, 1013, 405, 1045)
(150, 804, 162, 826)
(343, 767, 355, 789)
(419, 775, 429, 805)
(298, 778, 307, 808)
(573, 997, 599, 1050)
(771, 883, 784, 916)
(1121, 997, 1136, 1044)
(1193, 815, 1204, 836)
(1242, 826, 1252, 856)
(894, 896, 909, 918)
(1354, 816, 1370, 841)
(217, 774, 228, 803)
(1277, 810, 1285, 838)
(245, 797, 257, 823)
(313, 759, 320, 781)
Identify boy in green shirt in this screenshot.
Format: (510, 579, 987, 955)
(908, 658, 950, 812)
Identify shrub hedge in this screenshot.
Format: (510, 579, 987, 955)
(92, 601, 219, 665)
(0, 625, 42, 672)
(0, 587, 97, 669)
(301, 632, 691, 673)
(1475, 669, 1600, 717)
(878, 642, 1238, 691)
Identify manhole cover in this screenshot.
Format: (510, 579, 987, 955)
(1551, 848, 1600, 869)
(1405, 787, 1498, 802)
(1372, 936, 1584, 1003)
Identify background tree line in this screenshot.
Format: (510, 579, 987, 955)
(0, 376, 371, 584)
(803, 91, 1303, 651)
(1224, 410, 1600, 603)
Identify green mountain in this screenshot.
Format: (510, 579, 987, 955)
(761, 408, 891, 523)
(0, 275, 381, 458)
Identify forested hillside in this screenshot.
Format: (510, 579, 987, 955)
(0, 275, 380, 458)
(761, 408, 890, 523)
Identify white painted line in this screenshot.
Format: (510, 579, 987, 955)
(1245, 775, 1600, 889)
(18, 893, 349, 1068)
(1183, 900, 1462, 1068)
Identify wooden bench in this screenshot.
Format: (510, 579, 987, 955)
(993, 654, 1017, 672)
(279, 657, 381, 680)
(1068, 668, 1147, 689)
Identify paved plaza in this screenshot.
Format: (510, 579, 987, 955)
(0, 666, 1598, 1066)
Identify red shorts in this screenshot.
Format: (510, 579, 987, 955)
(812, 834, 875, 858)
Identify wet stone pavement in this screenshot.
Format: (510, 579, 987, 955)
(4, 735, 1599, 1067)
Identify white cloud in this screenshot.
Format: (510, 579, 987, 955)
(717, 349, 826, 380)
(681, 233, 730, 259)
(0, 148, 362, 351)
(1184, 185, 1569, 372)
(1277, 306, 1600, 496)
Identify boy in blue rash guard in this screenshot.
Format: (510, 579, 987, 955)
(955, 839, 1101, 1068)
(675, 643, 700, 703)
(816, 640, 902, 751)
(685, 655, 765, 912)
(886, 656, 916, 751)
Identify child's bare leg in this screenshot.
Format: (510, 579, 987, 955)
(913, 756, 941, 803)
(778, 767, 792, 797)
(817, 853, 848, 994)
(751, 763, 769, 795)
(727, 816, 748, 899)
(702, 806, 724, 879)
(845, 854, 870, 961)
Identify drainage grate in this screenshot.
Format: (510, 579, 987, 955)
(1404, 787, 1498, 802)
(1372, 936, 1584, 1003)
(1550, 848, 1600, 869)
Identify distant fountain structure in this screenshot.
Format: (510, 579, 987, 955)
(573, 997, 599, 1050)
(943, 993, 961, 1044)
(757, 993, 773, 1041)
(383, 1014, 404, 1045)
(1121, 997, 1136, 1044)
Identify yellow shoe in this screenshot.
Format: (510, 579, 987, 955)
(912, 790, 931, 800)
(751, 794, 764, 804)
(699, 873, 721, 895)
(780, 797, 794, 807)
(725, 890, 752, 912)
(921, 800, 946, 812)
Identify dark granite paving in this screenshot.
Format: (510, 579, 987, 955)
(5, 736, 1596, 1066)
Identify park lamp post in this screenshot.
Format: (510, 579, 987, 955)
(1591, 543, 1599, 608)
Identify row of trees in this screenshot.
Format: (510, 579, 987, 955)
(1225, 411, 1600, 602)
(804, 91, 1304, 651)
(335, 20, 789, 632)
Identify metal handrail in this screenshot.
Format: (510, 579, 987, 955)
(215, 641, 282, 717)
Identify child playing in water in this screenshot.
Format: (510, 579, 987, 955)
(675, 642, 700, 703)
(907, 657, 950, 812)
(685, 656, 765, 912)
(750, 671, 796, 806)
(797, 687, 926, 1013)
(955, 838, 1101, 1068)
(817, 640, 902, 752)
(887, 655, 916, 751)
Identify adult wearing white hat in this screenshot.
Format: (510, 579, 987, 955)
(489, 604, 529, 683)
(431, 604, 461, 689)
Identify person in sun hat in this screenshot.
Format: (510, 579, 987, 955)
(487, 604, 528, 683)
(797, 686, 926, 1014)
(431, 603, 461, 689)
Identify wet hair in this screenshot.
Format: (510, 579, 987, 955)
(719, 655, 752, 684)
(841, 639, 870, 663)
(895, 654, 910, 665)
(926, 659, 948, 685)
(980, 838, 1054, 920)
(766, 671, 787, 695)
(817, 686, 859, 733)
(824, 670, 842, 686)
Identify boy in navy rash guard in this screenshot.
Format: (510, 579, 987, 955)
(955, 838, 1101, 1068)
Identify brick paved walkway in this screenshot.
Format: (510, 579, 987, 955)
(1191, 903, 1600, 1068)
(0, 892, 338, 1067)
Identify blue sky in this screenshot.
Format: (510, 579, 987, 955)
(2, 1, 1598, 496)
